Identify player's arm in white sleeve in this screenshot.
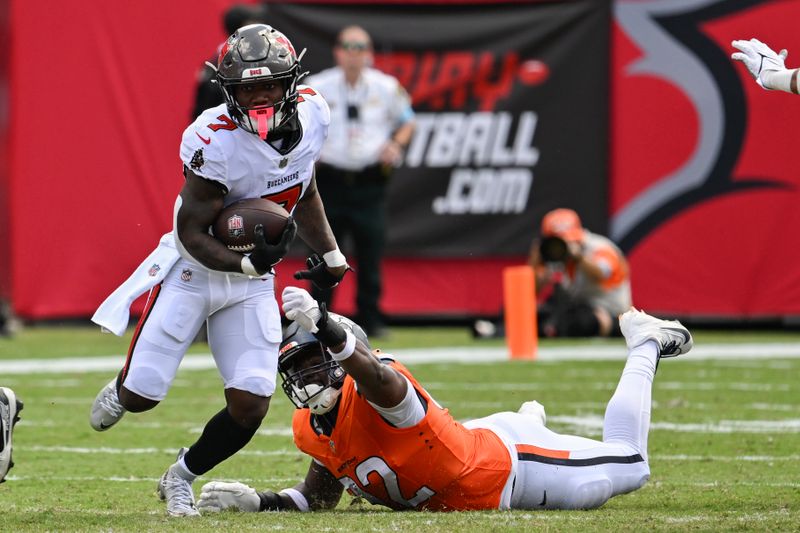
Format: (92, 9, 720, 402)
(198, 459, 343, 512)
(366, 373, 426, 428)
(732, 38, 799, 94)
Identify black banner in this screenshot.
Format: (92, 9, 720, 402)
(268, 1, 611, 256)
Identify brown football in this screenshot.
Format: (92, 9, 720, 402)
(212, 198, 289, 252)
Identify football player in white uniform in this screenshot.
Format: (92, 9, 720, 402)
(89, 24, 349, 517)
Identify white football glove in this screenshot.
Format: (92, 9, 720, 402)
(731, 38, 788, 89)
(197, 481, 260, 513)
(281, 286, 322, 333)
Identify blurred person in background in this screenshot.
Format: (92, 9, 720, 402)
(530, 208, 631, 338)
(0, 387, 22, 483)
(89, 24, 348, 517)
(732, 38, 799, 95)
(304, 25, 416, 338)
(195, 286, 693, 513)
(191, 3, 271, 119)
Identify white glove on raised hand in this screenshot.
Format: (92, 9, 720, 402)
(197, 481, 261, 513)
(731, 38, 788, 89)
(281, 286, 322, 333)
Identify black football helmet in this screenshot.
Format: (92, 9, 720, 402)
(211, 24, 305, 138)
(278, 313, 370, 414)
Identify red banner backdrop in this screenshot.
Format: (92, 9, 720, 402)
(5, 0, 800, 321)
(7, 0, 244, 318)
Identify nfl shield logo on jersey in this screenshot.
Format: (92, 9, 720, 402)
(148, 263, 161, 277)
(227, 215, 245, 238)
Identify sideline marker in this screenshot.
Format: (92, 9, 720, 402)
(503, 265, 537, 360)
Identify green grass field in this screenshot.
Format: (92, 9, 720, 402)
(1, 325, 798, 531)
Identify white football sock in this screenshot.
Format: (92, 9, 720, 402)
(173, 457, 198, 482)
(602, 340, 658, 462)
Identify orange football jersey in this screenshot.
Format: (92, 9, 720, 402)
(292, 360, 512, 511)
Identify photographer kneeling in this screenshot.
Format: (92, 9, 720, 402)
(530, 208, 631, 338)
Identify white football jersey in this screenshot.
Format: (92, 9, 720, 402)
(179, 85, 330, 214)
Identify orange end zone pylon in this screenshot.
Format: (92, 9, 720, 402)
(503, 265, 537, 360)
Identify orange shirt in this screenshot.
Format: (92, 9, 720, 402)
(292, 360, 512, 511)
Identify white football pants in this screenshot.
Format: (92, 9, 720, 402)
(465, 341, 659, 510)
(120, 257, 282, 400)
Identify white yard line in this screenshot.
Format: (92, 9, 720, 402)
(4, 475, 296, 484)
(2, 342, 800, 374)
(545, 415, 800, 433)
(25, 445, 300, 456)
(24, 442, 800, 459)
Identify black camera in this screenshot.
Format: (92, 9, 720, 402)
(539, 236, 569, 262)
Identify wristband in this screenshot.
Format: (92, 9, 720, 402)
(313, 304, 348, 347)
(322, 248, 347, 268)
(327, 330, 356, 361)
(762, 68, 800, 94)
(279, 488, 310, 512)
(258, 490, 288, 511)
(241, 256, 260, 277)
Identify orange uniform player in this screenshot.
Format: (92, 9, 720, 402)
(292, 360, 511, 511)
(197, 287, 693, 514)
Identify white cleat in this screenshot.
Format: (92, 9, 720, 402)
(157, 448, 199, 517)
(620, 308, 693, 358)
(90, 378, 126, 431)
(0, 387, 23, 483)
(518, 400, 547, 426)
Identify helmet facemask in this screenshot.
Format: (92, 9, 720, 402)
(278, 313, 371, 415)
(278, 341, 345, 415)
(226, 73, 296, 140)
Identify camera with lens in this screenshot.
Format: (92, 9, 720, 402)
(539, 236, 569, 263)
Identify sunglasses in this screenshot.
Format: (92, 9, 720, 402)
(338, 41, 370, 51)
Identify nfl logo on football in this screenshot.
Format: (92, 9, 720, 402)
(227, 215, 245, 238)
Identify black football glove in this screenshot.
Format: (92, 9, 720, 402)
(293, 253, 350, 290)
(248, 217, 297, 275)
